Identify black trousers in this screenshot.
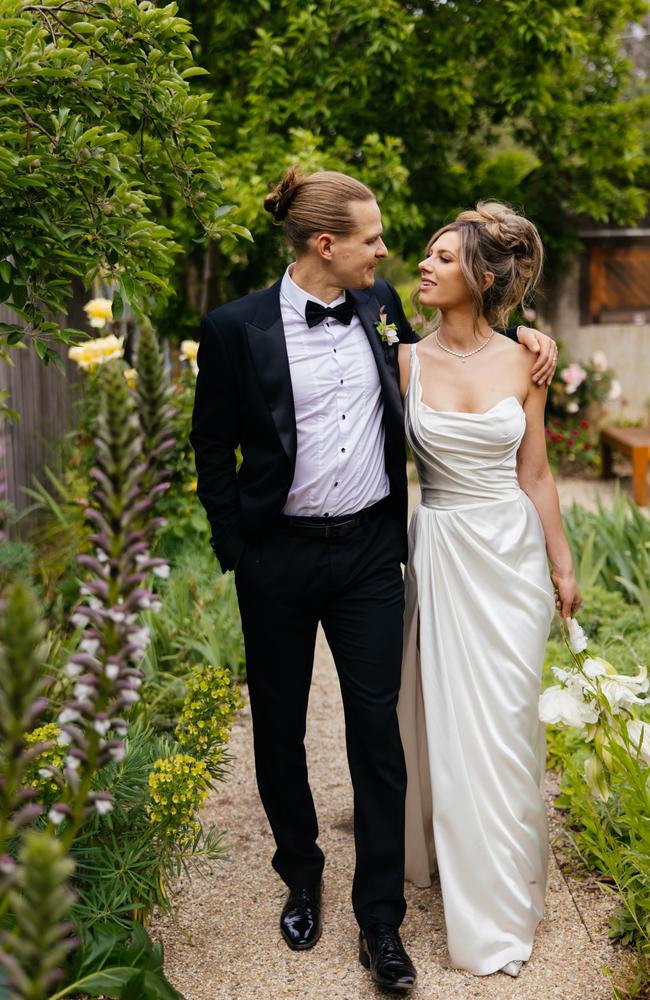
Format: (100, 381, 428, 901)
(234, 506, 407, 929)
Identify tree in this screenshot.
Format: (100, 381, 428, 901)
(0, 0, 249, 364)
(163, 0, 650, 335)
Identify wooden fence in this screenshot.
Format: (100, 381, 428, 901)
(0, 291, 86, 523)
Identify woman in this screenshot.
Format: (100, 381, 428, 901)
(397, 202, 581, 978)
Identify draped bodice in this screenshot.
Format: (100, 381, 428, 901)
(405, 344, 526, 510)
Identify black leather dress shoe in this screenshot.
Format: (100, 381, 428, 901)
(359, 923, 417, 992)
(280, 883, 322, 950)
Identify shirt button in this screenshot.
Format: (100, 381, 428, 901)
(341, 414, 346, 420)
(333, 348, 337, 353)
(340, 379, 343, 384)
(341, 447, 345, 453)
(334, 481, 339, 487)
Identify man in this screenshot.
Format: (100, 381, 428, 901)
(190, 168, 557, 992)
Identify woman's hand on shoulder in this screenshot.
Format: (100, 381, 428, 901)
(516, 326, 558, 386)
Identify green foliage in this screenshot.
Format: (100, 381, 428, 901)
(563, 492, 650, 613)
(0, 0, 249, 355)
(51, 920, 181, 1000)
(0, 580, 48, 845)
(156, 0, 650, 336)
(0, 831, 76, 1000)
(543, 535, 650, 977)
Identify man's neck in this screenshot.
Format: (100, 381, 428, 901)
(290, 260, 344, 304)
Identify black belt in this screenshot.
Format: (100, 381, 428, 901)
(278, 497, 390, 538)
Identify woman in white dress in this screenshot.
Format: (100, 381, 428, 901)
(397, 202, 581, 978)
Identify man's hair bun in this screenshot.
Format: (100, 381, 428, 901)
(263, 166, 302, 222)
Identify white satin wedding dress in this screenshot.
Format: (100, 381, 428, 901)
(398, 344, 555, 976)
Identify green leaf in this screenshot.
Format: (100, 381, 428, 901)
(121, 274, 135, 302)
(48, 966, 142, 999)
(112, 290, 124, 320)
(180, 66, 210, 79)
(0, 260, 12, 283)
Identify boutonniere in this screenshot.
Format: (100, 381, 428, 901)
(374, 306, 399, 347)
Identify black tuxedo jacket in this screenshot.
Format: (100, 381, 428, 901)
(190, 277, 420, 572)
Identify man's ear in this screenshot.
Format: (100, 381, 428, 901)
(483, 271, 495, 292)
(314, 232, 334, 261)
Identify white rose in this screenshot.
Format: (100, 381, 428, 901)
(591, 351, 608, 372)
(608, 379, 622, 402)
(539, 685, 599, 727)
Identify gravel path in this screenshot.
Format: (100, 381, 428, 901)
(154, 633, 629, 1000)
(153, 476, 632, 999)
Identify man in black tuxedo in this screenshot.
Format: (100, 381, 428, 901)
(190, 168, 556, 991)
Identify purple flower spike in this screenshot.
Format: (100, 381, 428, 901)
(26, 697, 50, 726)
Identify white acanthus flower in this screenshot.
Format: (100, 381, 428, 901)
(80, 637, 100, 656)
(64, 661, 83, 678)
(58, 708, 81, 725)
(539, 685, 599, 727)
(64, 755, 81, 771)
(152, 563, 170, 579)
(566, 618, 588, 654)
(56, 730, 72, 747)
(120, 689, 140, 704)
(48, 806, 68, 826)
(73, 682, 96, 702)
(108, 743, 126, 763)
(105, 663, 120, 681)
(93, 718, 111, 736)
(129, 626, 150, 650)
(71, 610, 91, 628)
(95, 798, 113, 816)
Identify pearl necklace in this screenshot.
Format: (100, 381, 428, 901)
(435, 329, 495, 363)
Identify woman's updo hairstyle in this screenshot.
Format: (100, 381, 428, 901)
(427, 201, 544, 329)
(264, 166, 375, 255)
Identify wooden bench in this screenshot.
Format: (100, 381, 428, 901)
(600, 426, 650, 507)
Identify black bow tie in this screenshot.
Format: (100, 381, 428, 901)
(305, 295, 355, 328)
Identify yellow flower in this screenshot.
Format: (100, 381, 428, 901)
(68, 334, 124, 371)
(25, 723, 65, 795)
(123, 368, 138, 389)
(180, 340, 199, 376)
(146, 753, 211, 838)
(83, 297, 113, 329)
(175, 664, 243, 764)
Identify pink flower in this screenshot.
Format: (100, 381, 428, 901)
(560, 363, 587, 394)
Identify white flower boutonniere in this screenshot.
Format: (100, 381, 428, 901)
(374, 306, 399, 347)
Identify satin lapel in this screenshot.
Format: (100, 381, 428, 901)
(351, 290, 403, 421)
(245, 284, 296, 465)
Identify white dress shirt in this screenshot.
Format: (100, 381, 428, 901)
(280, 265, 390, 517)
